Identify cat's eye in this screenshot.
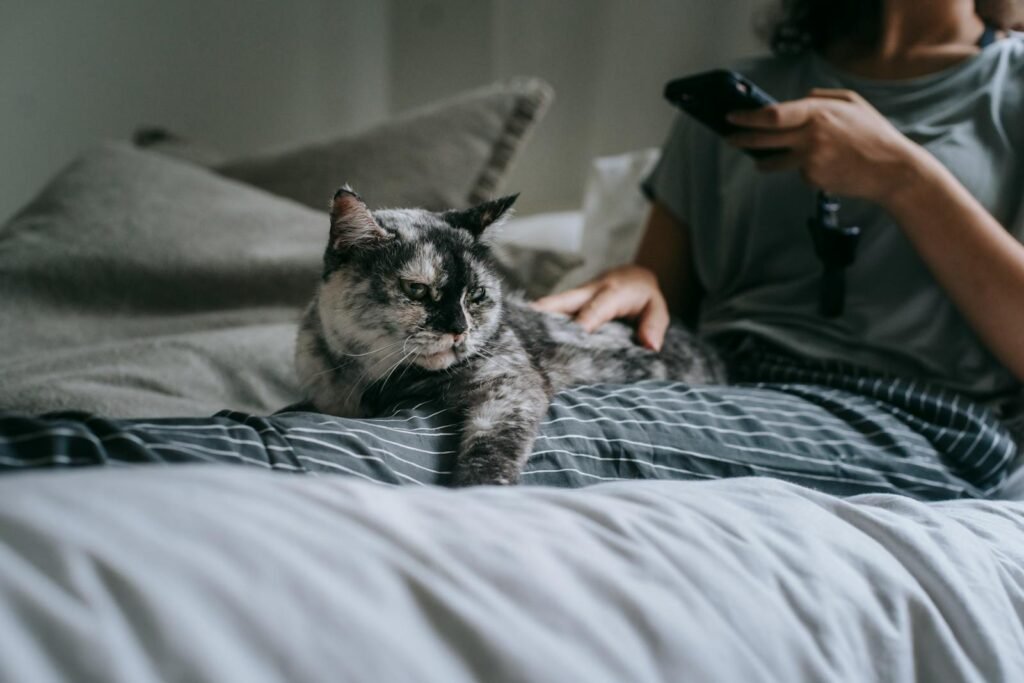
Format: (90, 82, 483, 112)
(401, 280, 429, 301)
(469, 286, 487, 303)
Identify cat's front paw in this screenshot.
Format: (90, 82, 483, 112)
(453, 415, 539, 487)
(450, 460, 521, 487)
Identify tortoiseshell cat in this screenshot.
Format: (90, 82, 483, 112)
(296, 188, 725, 486)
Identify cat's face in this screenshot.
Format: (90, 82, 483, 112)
(317, 188, 517, 373)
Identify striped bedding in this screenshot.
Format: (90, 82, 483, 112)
(2, 375, 1019, 501)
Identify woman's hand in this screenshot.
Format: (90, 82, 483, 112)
(726, 88, 926, 206)
(732, 88, 1024, 383)
(531, 265, 670, 351)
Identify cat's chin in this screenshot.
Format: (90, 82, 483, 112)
(416, 350, 458, 371)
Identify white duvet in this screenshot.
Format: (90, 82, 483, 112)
(0, 466, 1022, 683)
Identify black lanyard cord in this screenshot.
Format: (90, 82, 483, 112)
(808, 192, 861, 317)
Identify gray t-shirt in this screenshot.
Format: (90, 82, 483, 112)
(644, 34, 1024, 399)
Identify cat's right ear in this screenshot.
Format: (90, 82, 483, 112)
(328, 186, 390, 250)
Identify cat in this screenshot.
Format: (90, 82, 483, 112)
(295, 187, 726, 486)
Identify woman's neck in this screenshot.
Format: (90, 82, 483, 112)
(825, 0, 989, 80)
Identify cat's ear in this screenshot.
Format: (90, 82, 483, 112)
(328, 186, 390, 250)
(443, 194, 519, 238)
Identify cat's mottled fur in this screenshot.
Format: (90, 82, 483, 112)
(296, 188, 725, 486)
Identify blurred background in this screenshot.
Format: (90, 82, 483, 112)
(0, 0, 765, 223)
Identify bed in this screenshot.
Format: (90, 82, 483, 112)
(1, 79, 1023, 682)
(1, 466, 1023, 682)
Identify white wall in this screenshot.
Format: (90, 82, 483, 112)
(391, 0, 766, 212)
(0, 0, 768, 222)
(0, 0, 390, 222)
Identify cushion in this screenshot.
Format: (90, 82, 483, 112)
(0, 144, 325, 417)
(489, 242, 582, 300)
(487, 209, 584, 255)
(555, 148, 660, 291)
(137, 78, 554, 212)
(0, 143, 570, 416)
(488, 209, 585, 298)
(131, 127, 227, 166)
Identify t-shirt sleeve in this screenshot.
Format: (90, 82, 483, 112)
(641, 113, 699, 226)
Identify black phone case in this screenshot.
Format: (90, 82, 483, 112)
(663, 70, 780, 157)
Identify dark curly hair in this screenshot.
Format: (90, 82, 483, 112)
(766, 0, 881, 55)
(766, 0, 1017, 56)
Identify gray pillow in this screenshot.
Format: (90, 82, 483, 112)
(0, 142, 568, 417)
(137, 78, 554, 212)
(0, 143, 325, 417)
(131, 128, 227, 166)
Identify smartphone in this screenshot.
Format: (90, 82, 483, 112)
(663, 69, 782, 157)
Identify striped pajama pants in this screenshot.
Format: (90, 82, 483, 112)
(0, 338, 1018, 501)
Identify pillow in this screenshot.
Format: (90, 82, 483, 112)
(0, 144, 326, 417)
(137, 78, 554, 212)
(0, 143, 569, 416)
(554, 148, 660, 291)
(490, 243, 582, 300)
(487, 209, 585, 298)
(132, 127, 227, 166)
(487, 209, 584, 255)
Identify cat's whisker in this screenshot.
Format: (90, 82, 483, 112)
(350, 331, 417, 395)
(342, 345, 409, 406)
(306, 358, 362, 382)
(378, 349, 416, 396)
(304, 339, 410, 383)
(333, 339, 407, 358)
(395, 355, 419, 385)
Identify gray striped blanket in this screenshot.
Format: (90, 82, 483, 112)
(2, 345, 1019, 500)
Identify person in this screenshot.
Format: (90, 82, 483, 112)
(531, 0, 1024, 495)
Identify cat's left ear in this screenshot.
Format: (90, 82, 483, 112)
(329, 185, 390, 250)
(443, 194, 519, 239)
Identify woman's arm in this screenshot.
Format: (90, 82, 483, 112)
(531, 201, 700, 350)
(728, 89, 1024, 382)
(634, 202, 703, 328)
(883, 149, 1024, 381)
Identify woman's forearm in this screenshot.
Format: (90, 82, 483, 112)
(882, 147, 1024, 382)
(634, 203, 702, 327)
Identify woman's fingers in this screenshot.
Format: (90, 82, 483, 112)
(533, 265, 670, 345)
(531, 282, 600, 315)
(636, 295, 669, 351)
(726, 100, 814, 130)
(807, 87, 860, 102)
(727, 128, 806, 150)
(574, 286, 625, 333)
(727, 91, 857, 133)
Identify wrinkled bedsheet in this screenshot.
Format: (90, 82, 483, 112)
(0, 466, 1021, 682)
